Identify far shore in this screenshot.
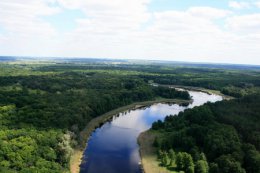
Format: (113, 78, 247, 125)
(69, 98, 190, 173)
(151, 83, 234, 100)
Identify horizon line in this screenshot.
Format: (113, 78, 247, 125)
(1, 55, 260, 67)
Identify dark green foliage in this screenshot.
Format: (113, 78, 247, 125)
(152, 120, 164, 130)
(153, 94, 260, 173)
(139, 66, 260, 97)
(1, 62, 260, 172)
(209, 163, 219, 173)
(0, 64, 191, 172)
(184, 106, 215, 126)
(153, 86, 191, 100)
(204, 125, 241, 160)
(153, 137, 161, 148)
(242, 144, 260, 173)
(216, 155, 246, 173)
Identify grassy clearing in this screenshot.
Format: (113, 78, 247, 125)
(138, 130, 179, 173)
(70, 98, 190, 173)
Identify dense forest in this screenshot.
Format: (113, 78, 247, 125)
(152, 94, 260, 173)
(0, 63, 189, 172)
(0, 60, 260, 172)
(33, 62, 260, 98)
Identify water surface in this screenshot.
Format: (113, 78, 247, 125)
(80, 90, 222, 173)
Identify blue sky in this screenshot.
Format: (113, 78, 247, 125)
(0, 0, 260, 64)
(149, 0, 228, 11)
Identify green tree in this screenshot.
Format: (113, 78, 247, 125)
(216, 155, 245, 173)
(183, 152, 195, 173)
(176, 152, 195, 173)
(196, 160, 209, 173)
(243, 144, 260, 173)
(176, 152, 185, 170)
(168, 149, 176, 166)
(209, 163, 219, 173)
(161, 151, 169, 166)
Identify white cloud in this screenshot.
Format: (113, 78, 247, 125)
(0, 0, 61, 38)
(229, 1, 250, 9)
(255, 1, 260, 8)
(0, 1, 260, 64)
(151, 11, 219, 35)
(57, 4, 260, 64)
(58, 6, 242, 63)
(226, 13, 260, 33)
(187, 7, 231, 19)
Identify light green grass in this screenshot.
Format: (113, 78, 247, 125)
(138, 130, 179, 173)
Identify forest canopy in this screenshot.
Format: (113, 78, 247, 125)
(0, 61, 260, 172)
(152, 94, 260, 173)
(0, 62, 190, 172)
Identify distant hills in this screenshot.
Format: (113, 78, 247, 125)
(1, 56, 260, 70)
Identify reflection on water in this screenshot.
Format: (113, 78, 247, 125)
(80, 91, 222, 173)
(188, 91, 222, 108)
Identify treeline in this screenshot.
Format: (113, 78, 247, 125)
(31, 63, 260, 97)
(153, 86, 190, 100)
(3, 63, 260, 98)
(138, 68, 260, 98)
(152, 94, 260, 173)
(156, 148, 208, 173)
(0, 67, 190, 172)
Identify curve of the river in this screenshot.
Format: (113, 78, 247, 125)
(80, 90, 223, 173)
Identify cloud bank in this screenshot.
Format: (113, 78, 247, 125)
(0, 0, 260, 65)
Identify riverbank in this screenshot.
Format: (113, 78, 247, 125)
(138, 131, 176, 173)
(70, 98, 190, 173)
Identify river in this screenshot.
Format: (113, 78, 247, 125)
(80, 90, 223, 173)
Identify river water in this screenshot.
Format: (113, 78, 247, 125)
(80, 90, 222, 173)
